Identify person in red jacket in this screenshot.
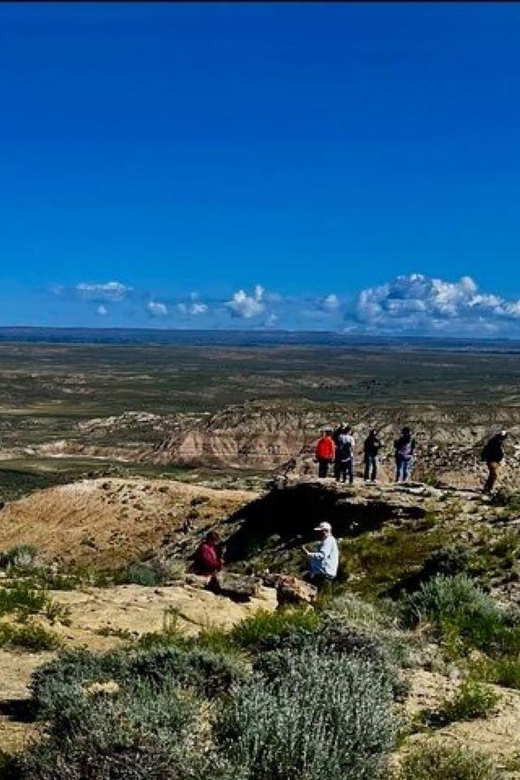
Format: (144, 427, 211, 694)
(315, 428, 336, 478)
(193, 530, 225, 575)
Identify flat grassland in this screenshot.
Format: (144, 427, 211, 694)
(0, 336, 520, 496)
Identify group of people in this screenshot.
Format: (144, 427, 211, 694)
(191, 429, 511, 595)
(193, 522, 339, 594)
(315, 425, 415, 485)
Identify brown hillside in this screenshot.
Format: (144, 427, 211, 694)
(0, 478, 256, 569)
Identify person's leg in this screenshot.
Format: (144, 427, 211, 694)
(347, 459, 354, 485)
(371, 456, 377, 482)
(484, 462, 499, 493)
(334, 461, 340, 481)
(318, 459, 327, 478)
(364, 457, 370, 481)
(395, 458, 402, 483)
(402, 458, 409, 482)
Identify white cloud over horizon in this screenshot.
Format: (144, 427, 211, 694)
(147, 300, 168, 317)
(45, 274, 520, 337)
(351, 273, 520, 335)
(74, 281, 133, 302)
(225, 285, 266, 319)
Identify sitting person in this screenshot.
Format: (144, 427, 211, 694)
(302, 521, 339, 593)
(193, 530, 225, 575)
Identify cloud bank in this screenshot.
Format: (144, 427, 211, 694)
(47, 274, 520, 337)
(352, 274, 520, 335)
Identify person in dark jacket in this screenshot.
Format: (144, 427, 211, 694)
(482, 431, 508, 494)
(394, 427, 416, 483)
(363, 429, 382, 482)
(193, 530, 225, 575)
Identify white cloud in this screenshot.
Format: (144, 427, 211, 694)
(319, 293, 340, 312)
(96, 305, 108, 316)
(75, 281, 133, 302)
(147, 300, 168, 317)
(226, 285, 265, 319)
(176, 301, 209, 316)
(353, 274, 520, 334)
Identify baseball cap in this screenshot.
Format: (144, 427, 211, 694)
(314, 521, 332, 532)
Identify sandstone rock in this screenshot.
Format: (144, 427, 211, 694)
(206, 572, 261, 603)
(262, 573, 317, 606)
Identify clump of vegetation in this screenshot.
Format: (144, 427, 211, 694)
(397, 742, 505, 780)
(0, 582, 49, 620)
(215, 648, 399, 780)
(0, 620, 61, 651)
(420, 544, 472, 580)
(471, 656, 520, 690)
(229, 607, 322, 650)
(399, 575, 520, 656)
(423, 678, 500, 726)
(31, 644, 249, 721)
(114, 560, 171, 587)
(0, 544, 38, 572)
(19, 680, 225, 780)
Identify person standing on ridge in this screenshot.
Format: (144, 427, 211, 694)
(482, 430, 508, 495)
(315, 428, 336, 478)
(302, 521, 339, 593)
(364, 429, 382, 483)
(335, 426, 355, 484)
(394, 427, 416, 483)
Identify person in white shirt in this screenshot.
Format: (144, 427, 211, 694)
(302, 521, 339, 593)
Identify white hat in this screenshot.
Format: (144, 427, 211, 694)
(314, 521, 332, 532)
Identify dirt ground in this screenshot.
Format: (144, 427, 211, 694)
(0, 478, 257, 569)
(0, 581, 278, 754)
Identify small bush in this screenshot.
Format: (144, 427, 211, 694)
(398, 742, 504, 780)
(420, 544, 472, 579)
(473, 656, 520, 690)
(0, 582, 50, 619)
(0, 544, 38, 572)
(19, 680, 229, 780)
(230, 607, 322, 650)
(399, 575, 520, 655)
(425, 678, 500, 726)
(215, 648, 398, 780)
(115, 561, 169, 587)
(31, 644, 248, 723)
(0, 620, 61, 652)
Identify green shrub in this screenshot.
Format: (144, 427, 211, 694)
(0, 582, 50, 619)
(114, 561, 169, 587)
(31, 644, 248, 722)
(420, 544, 472, 579)
(399, 575, 520, 655)
(0, 545, 38, 572)
(424, 678, 500, 726)
(215, 648, 398, 780)
(473, 656, 520, 690)
(230, 607, 322, 650)
(20, 680, 236, 780)
(398, 742, 504, 780)
(0, 620, 61, 652)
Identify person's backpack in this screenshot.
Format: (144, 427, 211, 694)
(398, 438, 413, 460)
(336, 434, 353, 462)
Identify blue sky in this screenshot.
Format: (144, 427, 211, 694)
(2, 2, 520, 333)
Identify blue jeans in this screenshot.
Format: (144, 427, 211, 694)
(364, 455, 378, 481)
(396, 456, 412, 482)
(335, 459, 353, 484)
